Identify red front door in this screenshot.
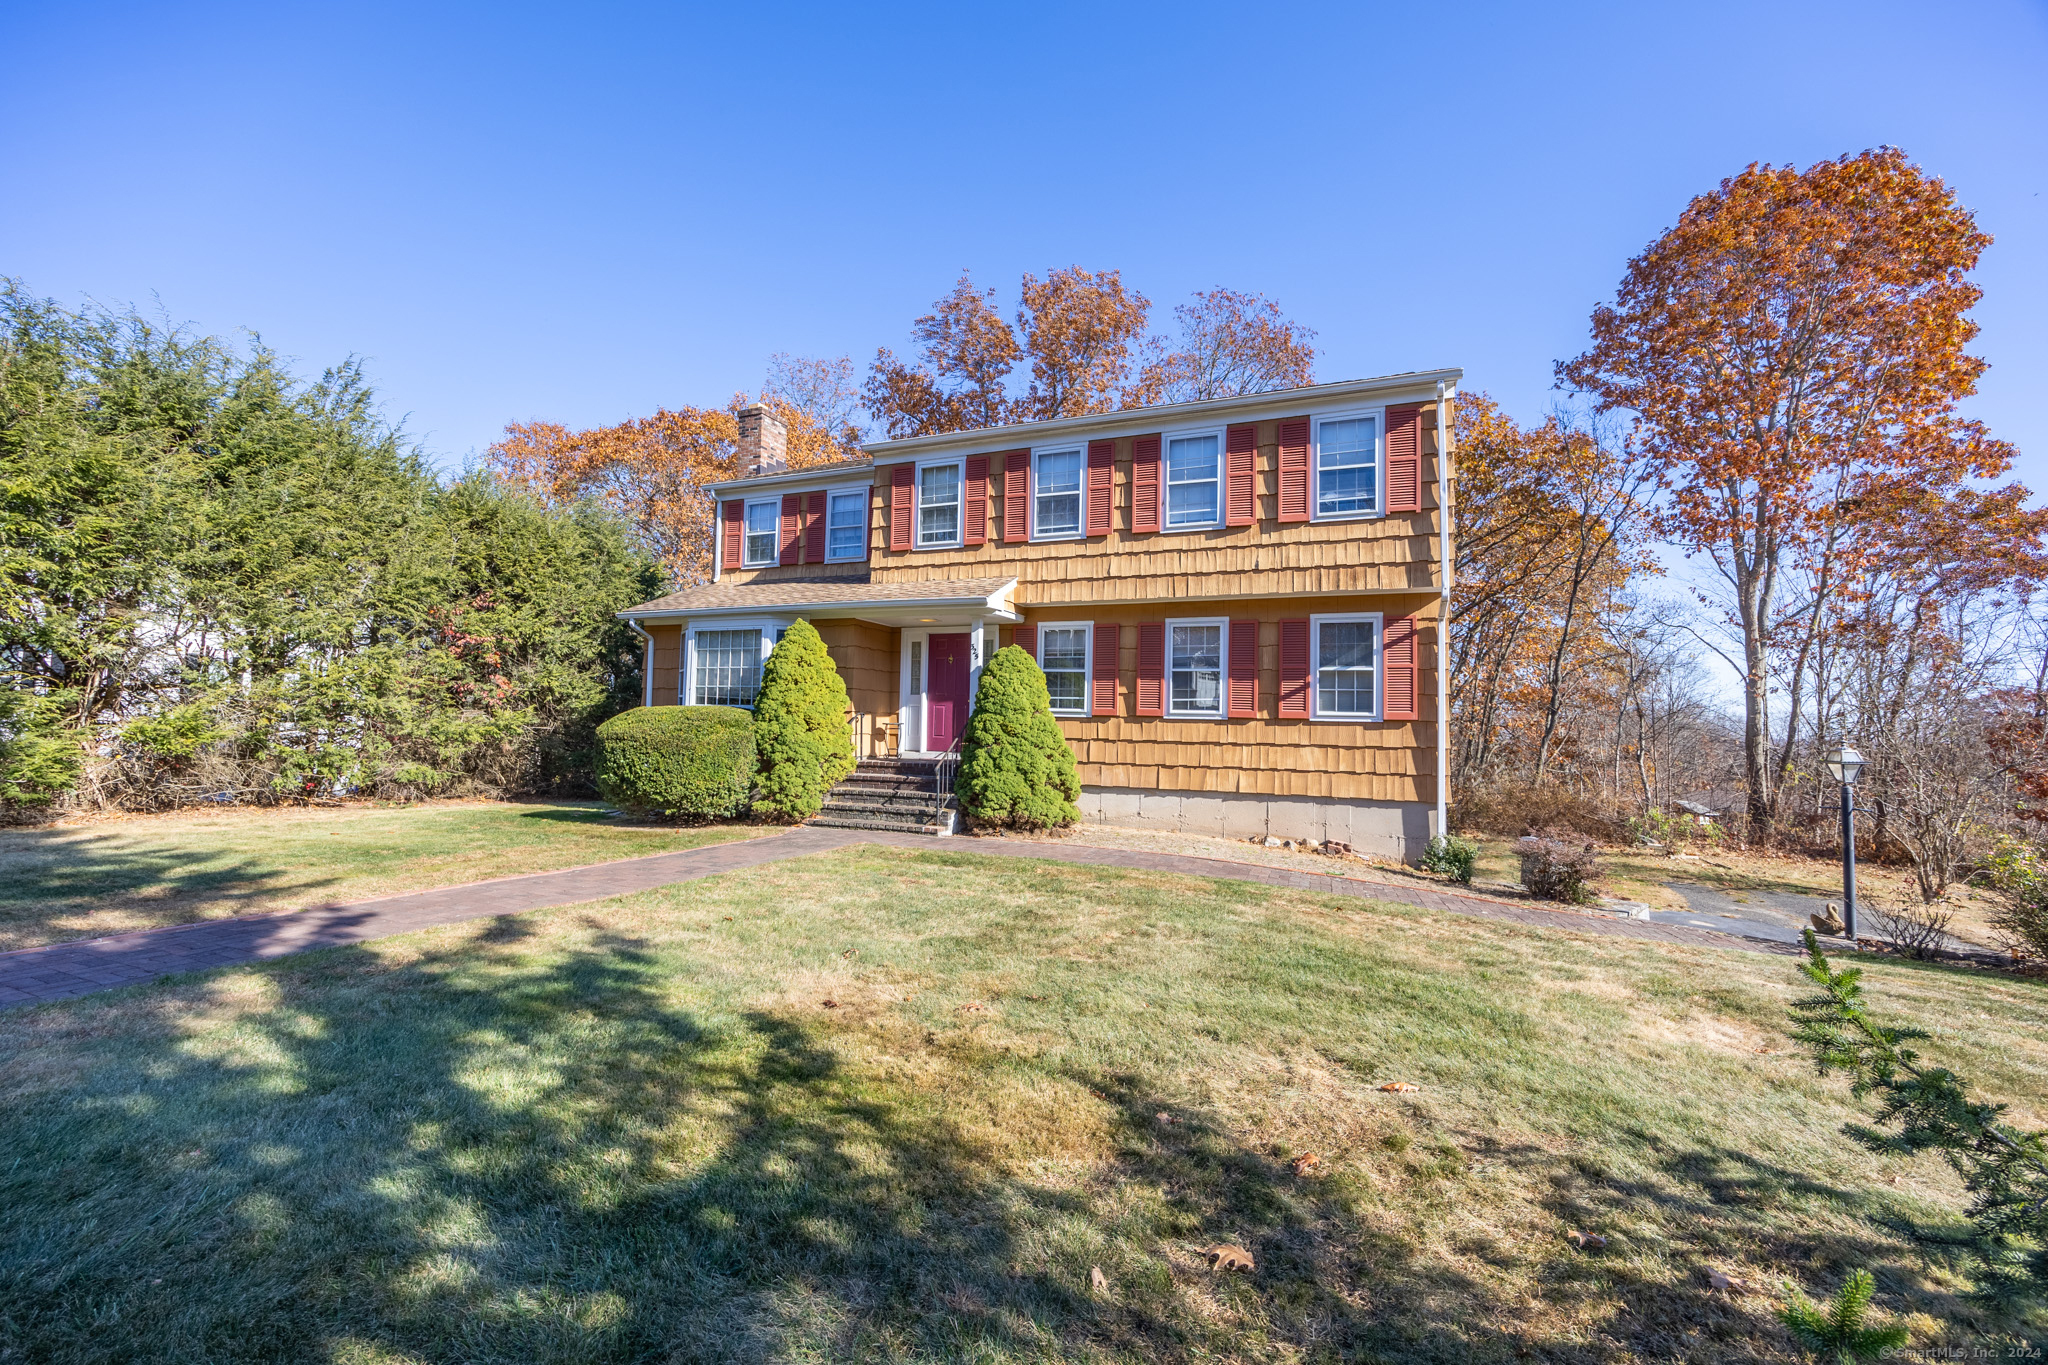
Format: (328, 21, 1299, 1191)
(926, 633, 971, 752)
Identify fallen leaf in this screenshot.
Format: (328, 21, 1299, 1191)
(1089, 1265, 1107, 1293)
(821, 1000, 838, 1009)
(1707, 1267, 1751, 1293)
(841, 949, 858, 959)
(1379, 1082, 1421, 1093)
(1155, 1111, 1176, 1125)
(1291, 1152, 1322, 1176)
(961, 1001, 986, 1012)
(1566, 1230, 1607, 1251)
(1199, 1243, 1255, 1272)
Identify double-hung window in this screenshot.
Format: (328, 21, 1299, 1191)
(693, 628, 765, 707)
(1315, 413, 1379, 518)
(1312, 614, 1379, 719)
(1166, 431, 1221, 528)
(918, 461, 961, 547)
(1036, 624, 1090, 715)
(1033, 447, 1084, 538)
(826, 489, 866, 560)
(1167, 619, 1225, 717)
(742, 500, 778, 566)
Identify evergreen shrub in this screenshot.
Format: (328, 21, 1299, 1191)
(957, 644, 1080, 830)
(752, 619, 855, 821)
(594, 705, 755, 819)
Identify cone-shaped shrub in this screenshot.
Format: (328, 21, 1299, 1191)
(752, 618, 855, 821)
(957, 644, 1081, 829)
(594, 706, 755, 820)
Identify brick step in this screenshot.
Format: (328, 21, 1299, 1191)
(810, 812, 953, 836)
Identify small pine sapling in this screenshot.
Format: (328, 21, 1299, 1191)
(751, 619, 855, 821)
(1779, 1268, 1908, 1362)
(957, 644, 1080, 829)
(1791, 928, 2048, 1304)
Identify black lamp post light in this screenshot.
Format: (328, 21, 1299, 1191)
(1823, 744, 1867, 941)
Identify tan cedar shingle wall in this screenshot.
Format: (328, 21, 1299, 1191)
(813, 619, 897, 718)
(645, 624, 682, 705)
(1002, 596, 1439, 805)
(862, 404, 1445, 605)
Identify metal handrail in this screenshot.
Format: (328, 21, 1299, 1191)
(933, 734, 963, 801)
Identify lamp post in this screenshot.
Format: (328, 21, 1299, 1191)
(1823, 745, 1866, 941)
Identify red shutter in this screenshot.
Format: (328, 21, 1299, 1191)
(1278, 619, 1310, 718)
(1277, 416, 1310, 522)
(1136, 622, 1165, 716)
(1086, 440, 1114, 536)
(857, 486, 873, 561)
(720, 499, 742, 570)
(1003, 451, 1029, 541)
(1228, 620, 1259, 718)
(1382, 614, 1419, 721)
(779, 493, 803, 565)
(1385, 404, 1423, 513)
(1130, 434, 1161, 533)
(1226, 424, 1257, 526)
(1015, 622, 1036, 659)
(889, 465, 914, 551)
(1091, 622, 1119, 715)
(803, 491, 826, 564)
(965, 456, 989, 546)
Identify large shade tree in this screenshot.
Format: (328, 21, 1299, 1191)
(1558, 148, 2020, 828)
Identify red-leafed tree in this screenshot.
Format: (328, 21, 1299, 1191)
(1559, 148, 2020, 829)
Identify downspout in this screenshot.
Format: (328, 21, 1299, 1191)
(625, 619, 655, 709)
(1434, 382, 1455, 844)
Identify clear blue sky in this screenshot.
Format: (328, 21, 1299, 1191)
(4, 0, 2045, 485)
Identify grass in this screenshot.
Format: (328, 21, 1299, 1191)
(4, 845, 2047, 1362)
(0, 799, 762, 952)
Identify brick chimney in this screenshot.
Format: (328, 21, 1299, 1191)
(736, 403, 788, 477)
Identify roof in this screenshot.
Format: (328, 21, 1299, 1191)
(704, 457, 874, 496)
(705, 369, 1462, 496)
(619, 576, 1019, 619)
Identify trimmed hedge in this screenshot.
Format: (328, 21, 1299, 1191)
(753, 619, 856, 821)
(957, 644, 1080, 829)
(594, 705, 756, 820)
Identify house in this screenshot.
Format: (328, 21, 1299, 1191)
(617, 370, 1459, 859)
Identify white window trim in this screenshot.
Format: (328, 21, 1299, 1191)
(741, 497, 782, 567)
(1029, 443, 1089, 542)
(1164, 616, 1229, 719)
(914, 456, 965, 550)
(682, 616, 788, 708)
(1308, 611, 1383, 722)
(1310, 405, 1387, 524)
(824, 487, 868, 562)
(1031, 620, 1093, 717)
(1160, 424, 1227, 533)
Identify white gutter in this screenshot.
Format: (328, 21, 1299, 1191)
(625, 620, 656, 709)
(1434, 382, 1455, 843)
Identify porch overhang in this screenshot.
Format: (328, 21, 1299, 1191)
(617, 576, 1021, 629)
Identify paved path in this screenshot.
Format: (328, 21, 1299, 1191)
(0, 829, 1794, 1010)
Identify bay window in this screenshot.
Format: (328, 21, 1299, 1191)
(692, 628, 765, 707)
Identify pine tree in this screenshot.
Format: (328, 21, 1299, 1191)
(751, 619, 854, 821)
(957, 644, 1080, 829)
(1780, 1269, 1909, 1362)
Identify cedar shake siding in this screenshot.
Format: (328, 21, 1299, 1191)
(621, 370, 1460, 855)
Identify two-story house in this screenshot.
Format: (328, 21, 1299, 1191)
(616, 370, 1458, 859)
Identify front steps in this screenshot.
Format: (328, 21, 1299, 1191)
(809, 757, 957, 836)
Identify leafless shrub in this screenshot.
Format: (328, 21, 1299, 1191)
(1518, 827, 1599, 904)
(1866, 899, 1955, 960)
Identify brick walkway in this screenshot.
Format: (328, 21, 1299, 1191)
(0, 828, 1790, 1010)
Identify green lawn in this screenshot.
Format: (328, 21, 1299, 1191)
(0, 800, 762, 951)
(4, 845, 2045, 1362)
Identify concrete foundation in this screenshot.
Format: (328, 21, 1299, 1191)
(1076, 787, 1432, 863)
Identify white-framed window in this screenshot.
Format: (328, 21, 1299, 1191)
(1164, 428, 1223, 529)
(1310, 612, 1381, 720)
(917, 459, 962, 548)
(742, 499, 779, 566)
(1314, 409, 1382, 520)
(691, 627, 767, 707)
(826, 488, 866, 560)
(1034, 622, 1092, 715)
(1032, 445, 1085, 539)
(1166, 617, 1227, 718)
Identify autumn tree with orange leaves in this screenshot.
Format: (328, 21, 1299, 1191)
(864, 270, 1315, 438)
(486, 395, 854, 589)
(1559, 148, 2026, 830)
